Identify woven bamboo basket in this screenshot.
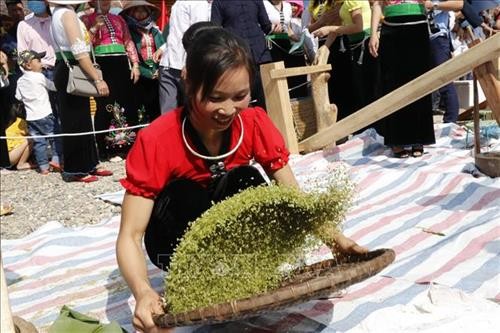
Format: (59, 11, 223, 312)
(154, 248, 395, 328)
(475, 152, 500, 177)
(290, 97, 317, 141)
(12, 316, 38, 333)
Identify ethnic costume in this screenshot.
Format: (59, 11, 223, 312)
(339, 0, 380, 117)
(309, 0, 354, 119)
(81, 12, 139, 158)
(124, 17, 165, 122)
(378, 0, 435, 147)
(121, 107, 290, 268)
(51, 6, 100, 179)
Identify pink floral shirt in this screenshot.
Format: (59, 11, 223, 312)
(138, 31, 157, 62)
(81, 12, 139, 63)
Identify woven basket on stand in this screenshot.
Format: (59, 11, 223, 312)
(154, 248, 395, 328)
(290, 97, 317, 141)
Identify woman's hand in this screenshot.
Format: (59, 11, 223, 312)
(94, 15, 105, 30)
(133, 289, 174, 333)
(330, 232, 368, 256)
(312, 26, 337, 38)
(89, 15, 105, 35)
(270, 23, 283, 34)
(368, 34, 379, 58)
(131, 64, 140, 84)
(95, 80, 109, 96)
(0, 50, 8, 76)
(315, 224, 368, 260)
(423, 0, 434, 10)
(481, 23, 497, 37)
(153, 49, 163, 63)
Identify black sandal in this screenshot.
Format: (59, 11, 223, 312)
(412, 145, 424, 157)
(392, 147, 410, 158)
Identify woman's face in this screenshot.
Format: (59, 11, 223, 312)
(95, 0, 111, 13)
(191, 65, 251, 132)
(290, 3, 300, 17)
(7, 3, 25, 22)
(130, 6, 149, 21)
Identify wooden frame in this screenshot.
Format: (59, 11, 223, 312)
(261, 33, 500, 153)
(260, 46, 336, 153)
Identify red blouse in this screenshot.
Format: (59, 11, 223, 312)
(121, 107, 290, 199)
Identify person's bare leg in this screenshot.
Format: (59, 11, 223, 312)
(8, 140, 31, 170)
(9, 141, 27, 166)
(16, 141, 31, 170)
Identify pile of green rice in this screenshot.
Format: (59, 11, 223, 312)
(164, 168, 354, 314)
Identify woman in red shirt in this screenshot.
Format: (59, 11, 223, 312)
(117, 27, 367, 333)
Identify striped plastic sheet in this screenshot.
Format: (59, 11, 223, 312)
(2, 123, 499, 332)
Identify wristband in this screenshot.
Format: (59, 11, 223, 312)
(94, 79, 103, 84)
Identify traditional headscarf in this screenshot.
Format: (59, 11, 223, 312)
(287, 0, 304, 17)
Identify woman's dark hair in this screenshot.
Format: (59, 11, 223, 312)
(182, 21, 220, 51)
(184, 28, 255, 105)
(5, 102, 25, 128)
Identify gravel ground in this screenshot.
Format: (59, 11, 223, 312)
(0, 116, 448, 240)
(0, 159, 126, 240)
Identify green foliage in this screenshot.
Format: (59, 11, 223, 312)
(164, 170, 354, 314)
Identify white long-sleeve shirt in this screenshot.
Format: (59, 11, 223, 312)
(159, 0, 212, 69)
(15, 71, 56, 121)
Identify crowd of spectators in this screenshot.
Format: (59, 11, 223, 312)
(1, 0, 498, 179)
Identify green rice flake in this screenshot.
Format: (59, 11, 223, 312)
(165, 169, 354, 314)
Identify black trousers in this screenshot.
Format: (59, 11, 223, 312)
(144, 165, 267, 270)
(94, 55, 137, 158)
(135, 76, 161, 122)
(54, 61, 98, 176)
(326, 36, 355, 121)
(379, 17, 435, 146)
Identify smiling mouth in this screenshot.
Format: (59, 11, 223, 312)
(214, 116, 233, 126)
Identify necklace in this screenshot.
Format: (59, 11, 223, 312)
(271, 0, 282, 10)
(269, 0, 286, 32)
(181, 114, 245, 161)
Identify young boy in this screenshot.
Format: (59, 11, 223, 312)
(15, 50, 62, 175)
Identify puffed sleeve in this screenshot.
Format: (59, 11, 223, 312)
(60, 11, 91, 59)
(120, 130, 168, 199)
(251, 107, 290, 172)
(119, 15, 139, 64)
(80, 14, 100, 45)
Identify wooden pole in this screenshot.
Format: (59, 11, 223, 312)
(1, 259, 15, 333)
(473, 60, 500, 125)
(457, 100, 487, 121)
(270, 64, 331, 79)
(260, 62, 299, 153)
(467, 37, 500, 125)
(473, 76, 481, 155)
(299, 33, 500, 153)
(310, 46, 337, 130)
